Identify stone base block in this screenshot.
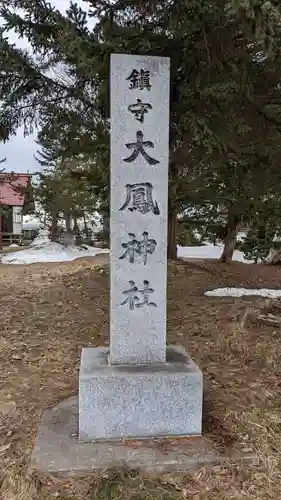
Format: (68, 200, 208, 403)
(79, 345, 203, 441)
(31, 396, 259, 476)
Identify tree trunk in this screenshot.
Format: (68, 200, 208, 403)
(83, 212, 88, 237)
(73, 217, 79, 233)
(63, 212, 74, 246)
(220, 208, 239, 263)
(50, 212, 58, 242)
(167, 206, 177, 260)
(73, 217, 82, 245)
(64, 212, 72, 233)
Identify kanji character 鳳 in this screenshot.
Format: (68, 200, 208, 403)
(126, 68, 151, 91)
(119, 231, 157, 265)
(119, 182, 160, 215)
(123, 130, 159, 165)
(128, 98, 152, 123)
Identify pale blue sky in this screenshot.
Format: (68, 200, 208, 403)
(1, 0, 91, 173)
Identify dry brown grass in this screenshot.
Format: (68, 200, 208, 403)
(1, 257, 281, 499)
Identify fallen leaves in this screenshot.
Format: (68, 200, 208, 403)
(0, 401, 16, 418)
(0, 442, 11, 455)
(1, 258, 281, 499)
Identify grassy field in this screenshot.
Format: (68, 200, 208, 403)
(1, 255, 281, 499)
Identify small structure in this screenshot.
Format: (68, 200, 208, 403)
(79, 53, 203, 441)
(0, 172, 34, 245)
(31, 54, 258, 475)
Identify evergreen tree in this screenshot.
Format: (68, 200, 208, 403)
(178, 152, 281, 261)
(1, 1, 281, 258)
(34, 159, 99, 243)
(240, 194, 281, 263)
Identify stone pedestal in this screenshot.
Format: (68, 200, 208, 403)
(79, 345, 203, 441)
(78, 54, 203, 444)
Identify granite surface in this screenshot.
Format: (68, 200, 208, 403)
(79, 345, 203, 441)
(110, 54, 170, 365)
(32, 396, 259, 476)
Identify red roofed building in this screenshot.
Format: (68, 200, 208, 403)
(0, 173, 34, 245)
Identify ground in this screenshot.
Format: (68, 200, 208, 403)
(1, 256, 281, 499)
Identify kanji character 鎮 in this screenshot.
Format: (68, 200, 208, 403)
(126, 68, 151, 91)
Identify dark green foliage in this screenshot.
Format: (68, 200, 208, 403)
(2, 1, 281, 258)
(33, 161, 99, 229)
(177, 223, 202, 247)
(240, 228, 274, 263)
(240, 195, 281, 262)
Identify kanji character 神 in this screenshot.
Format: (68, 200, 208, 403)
(119, 182, 160, 215)
(121, 280, 157, 310)
(126, 68, 151, 91)
(123, 130, 159, 165)
(128, 99, 152, 123)
(119, 231, 157, 265)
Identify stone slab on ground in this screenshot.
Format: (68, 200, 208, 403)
(31, 396, 259, 477)
(79, 345, 203, 440)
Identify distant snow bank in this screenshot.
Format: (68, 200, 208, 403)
(177, 243, 252, 264)
(205, 288, 281, 298)
(0, 234, 256, 266)
(1, 230, 109, 265)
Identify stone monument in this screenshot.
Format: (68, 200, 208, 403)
(79, 53, 203, 440)
(31, 55, 257, 473)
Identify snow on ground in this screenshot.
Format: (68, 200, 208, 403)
(22, 217, 43, 231)
(205, 288, 281, 298)
(177, 243, 252, 264)
(1, 243, 109, 265)
(237, 231, 247, 242)
(31, 230, 50, 247)
(1, 234, 253, 266)
(1, 230, 109, 265)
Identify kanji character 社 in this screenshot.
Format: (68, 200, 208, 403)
(121, 280, 157, 310)
(136, 280, 157, 308)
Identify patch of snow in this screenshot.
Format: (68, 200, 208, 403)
(1, 236, 109, 265)
(23, 215, 43, 231)
(205, 288, 281, 298)
(9, 243, 19, 248)
(31, 229, 50, 247)
(237, 231, 247, 242)
(177, 243, 253, 264)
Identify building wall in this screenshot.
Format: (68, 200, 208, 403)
(2, 207, 13, 233)
(13, 206, 23, 234)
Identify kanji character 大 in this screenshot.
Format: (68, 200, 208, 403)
(123, 131, 159, 165)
